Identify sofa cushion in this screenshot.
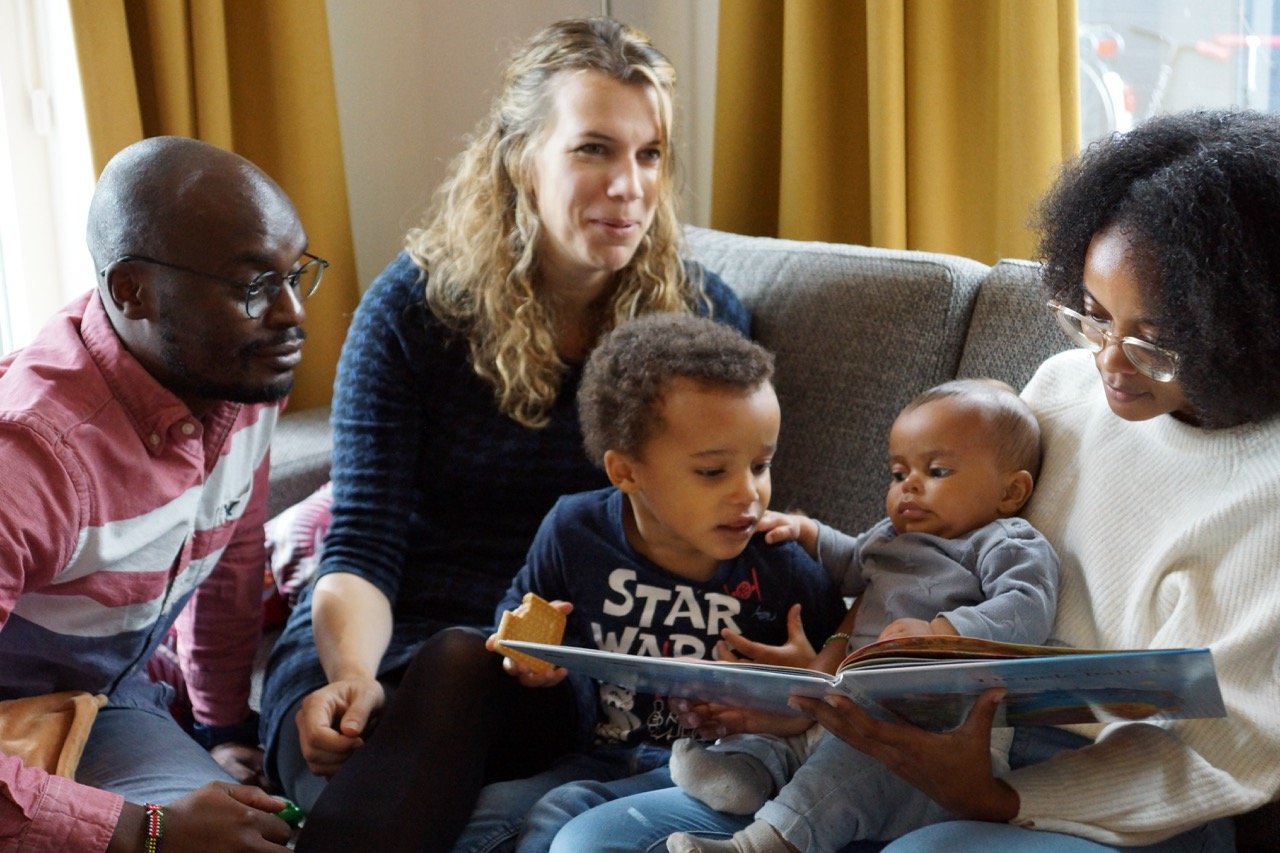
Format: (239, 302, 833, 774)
(267, 405, 333, 520)
(685, 226, 990, 533)
(957, 259, 1071, 390)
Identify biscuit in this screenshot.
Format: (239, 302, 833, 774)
(493, 592, 566, 673)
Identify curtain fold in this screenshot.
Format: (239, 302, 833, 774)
(713, 0, 1079, 264)
(67, 0, 357, 411)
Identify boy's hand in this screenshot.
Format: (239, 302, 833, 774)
(758, 511, 819, 555)
(496, 654, 570, 688)
(671, 697, 815, 739)
(714, 604, 817, 668)
(485, 598, 572, 687)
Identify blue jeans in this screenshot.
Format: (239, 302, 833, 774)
(547, 727, 1237, 853)
(75, 705, 236, 804)
(453, 743, 672, 853)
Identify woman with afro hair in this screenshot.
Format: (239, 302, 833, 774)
(809, 108, 1280, 851)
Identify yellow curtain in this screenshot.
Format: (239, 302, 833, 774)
(712, 0, 1079, 264)
(66, 0, 357, 411)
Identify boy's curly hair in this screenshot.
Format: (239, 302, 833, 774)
(578, 314, 773, 466)
(1035, 109, 1280, 428)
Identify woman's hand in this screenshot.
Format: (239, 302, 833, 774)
(714, 603, 817, 668)
(790, 687, 1020, 822)
(294, 676, 385, 778)
(110, 782, 292, 852)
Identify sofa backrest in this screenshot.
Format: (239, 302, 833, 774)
(957, 259, 1067, 389)
(685, 226, 1070, 534)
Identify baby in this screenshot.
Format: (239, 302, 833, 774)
(667, 378, 1061, 853)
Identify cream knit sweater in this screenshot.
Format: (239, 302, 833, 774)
(1011, 349, 1280, 845)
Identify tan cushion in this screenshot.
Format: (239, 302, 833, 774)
(0, 691, 107, 777)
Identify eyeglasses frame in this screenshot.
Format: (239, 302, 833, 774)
(99, 252, 328, 319)
(1046, 300, 1180, 382)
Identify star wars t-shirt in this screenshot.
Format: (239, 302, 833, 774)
(495, 488, 844, 745)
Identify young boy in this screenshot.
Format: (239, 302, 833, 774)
(666, 378, 1061, 853)
(452, 313, 846, 852)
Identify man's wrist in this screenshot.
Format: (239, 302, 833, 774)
(142, 803, 164, 853)
(190, 711, 260, 749)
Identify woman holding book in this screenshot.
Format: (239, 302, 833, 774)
(257, 16, 749, 852)
(550, 109, 1280, 851)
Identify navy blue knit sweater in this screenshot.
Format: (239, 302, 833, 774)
(260, 251, 749, 770)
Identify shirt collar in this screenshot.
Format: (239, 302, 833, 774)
(78, 291, 241, 456)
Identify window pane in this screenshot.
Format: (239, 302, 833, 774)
(0, 0, 93, 356)
(1078, 0, 1280, 147)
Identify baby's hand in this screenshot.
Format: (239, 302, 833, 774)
(877, 616, 958, 641)
(758, 511, 819, 554)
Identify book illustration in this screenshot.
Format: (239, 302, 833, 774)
(500, 635, 1226, 731)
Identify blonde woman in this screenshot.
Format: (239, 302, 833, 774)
(259, 17, 748, 852)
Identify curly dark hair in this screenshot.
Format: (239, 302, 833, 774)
(1035, 109, 1280, 428)
(578, 314, 773, 466)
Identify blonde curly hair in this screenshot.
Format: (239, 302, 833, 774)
(408, 17, 703, 427)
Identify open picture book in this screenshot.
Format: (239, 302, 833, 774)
(500, 635, 1226, 731)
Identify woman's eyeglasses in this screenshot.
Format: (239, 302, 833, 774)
(1046, 301, 1179, 382)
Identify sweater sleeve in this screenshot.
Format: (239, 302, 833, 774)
(696, 265, 751, 336)
(317, 255, 435, 604)
(940, 522, 1060, 644)
(815, 519, 879, 597)
(1006, 518, 1280, 844)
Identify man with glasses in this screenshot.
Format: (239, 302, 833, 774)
(0, 136, 322, 851)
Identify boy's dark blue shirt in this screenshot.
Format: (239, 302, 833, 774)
(497, 487, 845, 746)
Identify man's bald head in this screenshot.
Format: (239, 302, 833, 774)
(86, 136, 296, 272)
(87, 136, 310, 415)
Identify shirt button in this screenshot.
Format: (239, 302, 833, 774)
(181, 422, 196, 436)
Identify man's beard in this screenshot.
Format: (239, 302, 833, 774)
(157, 328, 301, 405)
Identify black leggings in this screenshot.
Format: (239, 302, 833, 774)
(293, 626, 578, 853)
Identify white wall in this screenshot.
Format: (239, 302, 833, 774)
(325, 0, 719, 289)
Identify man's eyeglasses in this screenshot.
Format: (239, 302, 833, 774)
(1046, 300, 1179, 382)
(101, 253, 327, 319)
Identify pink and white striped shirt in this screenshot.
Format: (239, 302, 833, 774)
(0, 291, 278, 849)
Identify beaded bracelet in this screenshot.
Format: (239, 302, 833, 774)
(143, 803, 164, 853)
(823, 631, 852, 648)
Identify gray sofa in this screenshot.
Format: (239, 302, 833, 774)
(268, 226, 1069, 530)
(264, 226, 1273, 846)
